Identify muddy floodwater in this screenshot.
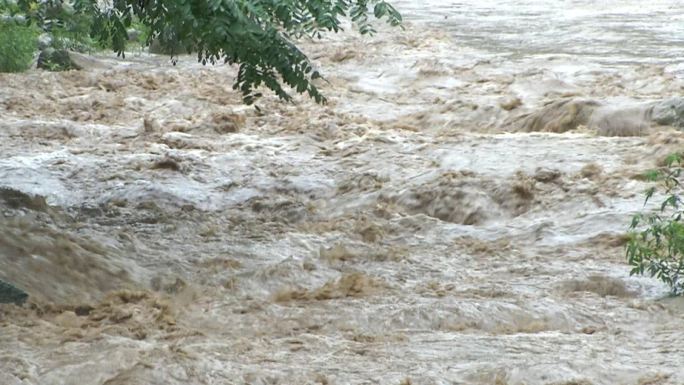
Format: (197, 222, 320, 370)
(3, 1, 684, 384)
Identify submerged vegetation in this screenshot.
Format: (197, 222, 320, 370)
(627, 153, 684, 295)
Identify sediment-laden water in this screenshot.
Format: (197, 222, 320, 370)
(2, 1, 684, 384)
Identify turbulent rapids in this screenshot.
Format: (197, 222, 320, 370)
(2, 1, 684, 384)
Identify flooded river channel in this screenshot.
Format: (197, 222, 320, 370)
(2, 1, 684, 384)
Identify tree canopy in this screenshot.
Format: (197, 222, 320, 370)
(8, 0, 402, 104)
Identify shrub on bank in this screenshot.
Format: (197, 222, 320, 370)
(0, 20, 37, 73)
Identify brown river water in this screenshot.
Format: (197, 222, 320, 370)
(2, 1, 684, 384)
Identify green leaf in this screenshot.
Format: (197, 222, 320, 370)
(644, 170, 660, 183)
(666, 153, 682, 167)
